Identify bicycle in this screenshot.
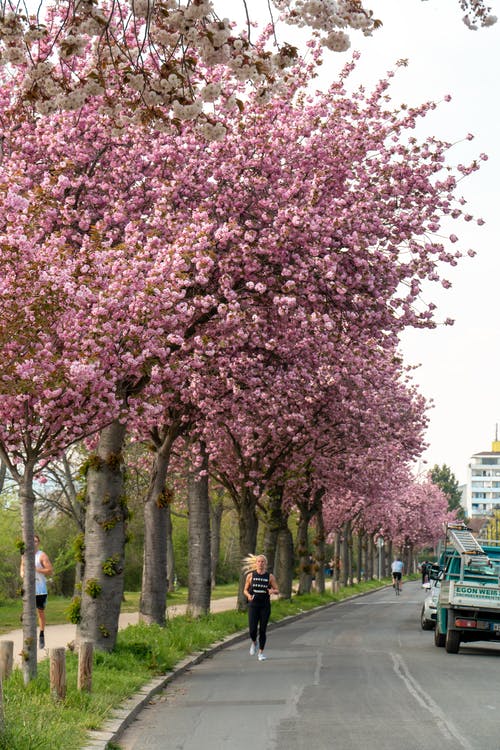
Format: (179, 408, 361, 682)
(393, 576, 402, 595)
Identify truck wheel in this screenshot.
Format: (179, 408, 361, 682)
(421, 607, 434, 631)
(445, 629, 461, 654)
(434, 625, 445, 647)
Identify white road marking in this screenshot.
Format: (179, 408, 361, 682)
(390, 652, 474, 750)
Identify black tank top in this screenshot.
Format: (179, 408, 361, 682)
(251, 571, 270, 598)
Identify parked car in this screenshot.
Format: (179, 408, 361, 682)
(421, 581, 440, 630)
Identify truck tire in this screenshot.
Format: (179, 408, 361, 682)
(434, 625, 445, 647)
(445, 629, 461, 654)
(421, 606, 434, 630)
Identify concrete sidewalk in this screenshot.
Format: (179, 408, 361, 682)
(1, 596, 237, 667)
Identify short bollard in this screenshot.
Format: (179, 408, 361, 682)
(78, 641, 93, 693)
(0, 641, 14, 680)
(0, 675, 4, 731)
(50, 648, 66, 701)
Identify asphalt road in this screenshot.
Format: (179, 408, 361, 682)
(116, 581, 500, 750)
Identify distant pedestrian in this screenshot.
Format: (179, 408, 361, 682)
(20, 534, 53, 649)
(243, 554, 279, 661)
(421, 560, 430, 586)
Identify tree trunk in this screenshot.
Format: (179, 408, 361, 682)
(313, 507, 326, 594)
(210, 486, 225, 588)
(78, 421, 127, 651)
(356, 532, 363, 583)
(275, 526, 294, 599)
(296, 502, 314, 595)
(166, 506, 175, 592)
(366, 535, 374, 580)
(262, 486, 286, 574)
(236, 491, 259, 610)
(20, 464, 37, 683)
(186, 445, 211, 618)
(341, 524, 349, 586)
(0, 460, 6, 494)
(140, 423, 180, 625)
(332, 530, 341, 593)
(385, 540, 393, 578)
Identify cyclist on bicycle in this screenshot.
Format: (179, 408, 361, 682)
(391, 557, 404, 591)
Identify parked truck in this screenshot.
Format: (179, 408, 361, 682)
(433, 523, 500, 654)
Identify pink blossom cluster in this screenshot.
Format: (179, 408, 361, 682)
(0, 42, 481, 543)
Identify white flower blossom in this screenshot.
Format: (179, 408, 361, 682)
(185, 1, 213, 20)
(3, 45, 27, 64)
(323, 30, 350, 52)
(199, 121, 227, 141)
(172, 98, 203, 120)
(127, 73, 146, 91)
(129, 0, 153, 19)
(200, 82, 221, 102)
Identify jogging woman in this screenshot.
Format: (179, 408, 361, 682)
(243, 554, 279, 661)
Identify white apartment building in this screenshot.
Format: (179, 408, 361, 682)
(465, 440, 500, 517)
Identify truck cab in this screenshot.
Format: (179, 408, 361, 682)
(434, 524, 500, 653)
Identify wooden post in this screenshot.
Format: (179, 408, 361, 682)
(0, 641, 14, 680)
(0, 675, 4, 731)
(77, 641, 93, 693)
(49, 648, 66, 701)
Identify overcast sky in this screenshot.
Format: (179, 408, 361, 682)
(332, 0, 500, 486)
(222, 0, 500, 485)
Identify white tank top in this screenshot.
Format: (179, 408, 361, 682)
(35, 550, 48, 595)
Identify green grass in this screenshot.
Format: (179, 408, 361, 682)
(0, 578, 391, 749)
(0, 583, 239, 635)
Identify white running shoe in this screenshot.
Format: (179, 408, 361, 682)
(258, 653, 267, 661)
(249, 642, 256, 656)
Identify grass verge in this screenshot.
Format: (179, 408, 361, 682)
(0, 584, 239, 636)
(0, 578, 391, 750)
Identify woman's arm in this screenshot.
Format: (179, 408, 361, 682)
(269, 574, 279, 595)
(243, 572, 254, 601)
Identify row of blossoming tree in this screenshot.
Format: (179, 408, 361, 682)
(0, 1, 485, 683)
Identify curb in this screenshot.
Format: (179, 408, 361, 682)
(82, 584, 391, 749)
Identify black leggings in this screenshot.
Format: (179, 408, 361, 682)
(248, 598, 271, 650)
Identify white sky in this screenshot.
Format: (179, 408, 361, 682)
(221, 0, 500, 485)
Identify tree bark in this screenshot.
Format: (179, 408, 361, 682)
(186, 444, 211, 618)
(385, 540, 393, 578)
(342, 522, 351, 587)
(275, 526, 294, 599)
(296, 500, 314, 595)
(366, 535, 374, 580)
(140, 422, 180, 625)
(236, 490, 259, 610)
(20, 464, 38, 683)
(166, 506, 175, 592)
(313, 506, 326, 594)
(78, 420, 127, 651)
(332, 530, 341, 593)
(262, 486, 286, 574)
(210, 486, 225, 588)
(356, 531, 363, 582)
